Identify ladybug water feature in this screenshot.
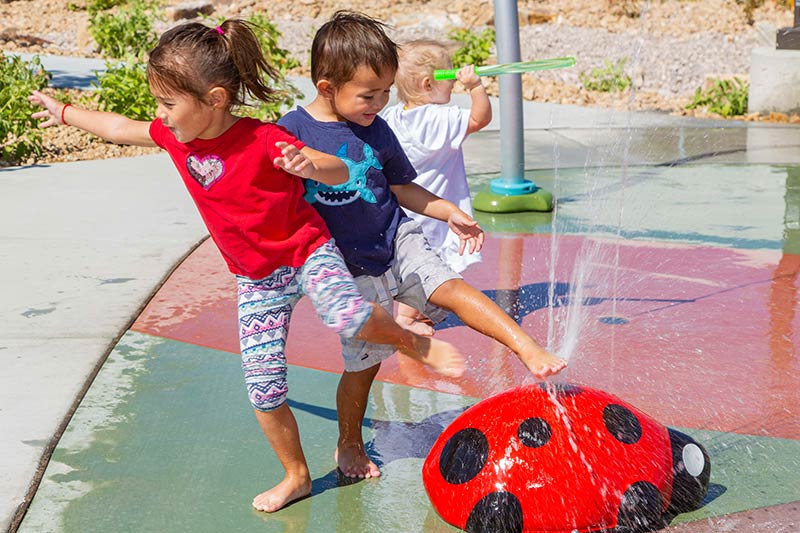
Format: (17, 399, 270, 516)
(422, 383, 710, 533)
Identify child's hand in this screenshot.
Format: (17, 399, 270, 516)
(29, 90, 66, 128)
(458, 65, 491, 135)
(273, 141, 316, 179)
(448, 211, 484, 255)
(456, 65, 482, 91)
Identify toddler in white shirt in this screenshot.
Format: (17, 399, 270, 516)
(382, 39, 492, 335)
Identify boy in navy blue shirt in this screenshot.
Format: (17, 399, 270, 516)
(279, 10, 567, 481)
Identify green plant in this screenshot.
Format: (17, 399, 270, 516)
(86, 0, 126, 15)
(449, 27, 496, 67)
(686, 77, 749, 117)
(579, 58, 632, 92)
(89, 0, 161, 59)
(93, 58, 156, 120)
(205, 13, 303, 122)
(0, 54, 51, 164)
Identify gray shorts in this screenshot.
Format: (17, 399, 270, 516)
(341, 219, 461, 372)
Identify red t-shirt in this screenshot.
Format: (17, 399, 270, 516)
(150, 117, 331, 279)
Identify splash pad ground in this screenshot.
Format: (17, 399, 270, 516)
(10, 116, 800, 532)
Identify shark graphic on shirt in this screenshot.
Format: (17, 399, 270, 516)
(304, 143, 381, 206)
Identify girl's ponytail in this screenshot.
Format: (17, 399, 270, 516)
(224, 19, 280, 105)
(147, 19, 280, 108)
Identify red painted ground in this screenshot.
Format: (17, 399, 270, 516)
(132, 234, 799, 440)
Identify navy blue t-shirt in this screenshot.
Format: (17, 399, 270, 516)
(278, 107, 416, 277)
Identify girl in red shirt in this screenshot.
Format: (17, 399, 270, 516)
(29, 19, 464, 513)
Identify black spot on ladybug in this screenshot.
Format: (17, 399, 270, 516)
(537, 382, 584, 396)
(617, 481, 664, 533)
(439, 427, 488, 485)
(517, 417, 552, 448)
(466, 491, 523, 533)
(603, 403, 642, 444)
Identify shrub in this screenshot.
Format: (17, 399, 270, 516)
(579, 58, 632, 92)
(0, 54, 51, 165)
(449, 27, 496, 67)
(93, 58, 156, 120)
(86, 0, 126, 15)
(89, 0, 161, 60)
(686, 77, 749, 117)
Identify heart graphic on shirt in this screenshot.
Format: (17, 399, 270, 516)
(186, 154, 225, 189)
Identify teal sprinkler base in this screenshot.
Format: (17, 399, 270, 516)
(473, 177, 554, 213)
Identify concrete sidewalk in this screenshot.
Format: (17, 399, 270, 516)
(2, 54, 800, 532)
(0, 155, 207, 531)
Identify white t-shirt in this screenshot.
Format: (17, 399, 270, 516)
(382, 102, 481, 273)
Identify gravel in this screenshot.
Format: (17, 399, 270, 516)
(516, 24, 760, 97)
(261, 2, 790, 113)
(1, 0, 796, 165)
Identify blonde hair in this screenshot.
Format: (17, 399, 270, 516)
(395, 40, 453, 104)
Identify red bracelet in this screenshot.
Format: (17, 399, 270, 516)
(61, 103, 72, 125)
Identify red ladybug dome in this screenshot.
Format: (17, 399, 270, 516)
(422, 383, 710, 533)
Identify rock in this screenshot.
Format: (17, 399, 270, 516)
(0, 28, 51, 47)
(392, 10, 461, 32)
(165, 2, 215, 22)
(519, 7, 557, 26)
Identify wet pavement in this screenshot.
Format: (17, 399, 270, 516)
(2, 53, 799, 533)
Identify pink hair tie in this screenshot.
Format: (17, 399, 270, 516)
(215, 26, 224, 35)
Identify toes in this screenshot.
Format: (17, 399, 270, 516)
(339, 462, 379, 479)
(252, 497, 275, 513)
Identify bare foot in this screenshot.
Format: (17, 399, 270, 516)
(252, 475, 312, 513)
(395, 314, 435, 336)
(335, 442, 381, 478)
(400, 335, 465, 378)
(520, 347, 568, 379)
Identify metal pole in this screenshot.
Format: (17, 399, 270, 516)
(473, 0, 553, 212)
(795, 0, 799, 27)
(492, 0, 536, 194)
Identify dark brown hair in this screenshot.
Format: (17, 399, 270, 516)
(147, 19, 279, 107)
(310, 10, 398, 86)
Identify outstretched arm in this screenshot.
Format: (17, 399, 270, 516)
(391, 182, 484, 254)
(29, 90, 155, 147)
(274, 143, 348, 185)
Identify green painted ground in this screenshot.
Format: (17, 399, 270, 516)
(20, 331, 800, 532)
(473, 165, 798, 252)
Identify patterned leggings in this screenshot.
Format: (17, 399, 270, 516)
(237, 240, 372, 411)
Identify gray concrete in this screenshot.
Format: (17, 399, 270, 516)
(2, 54, 800, 533)
(0, 156, 207, 531)
(6, 53, 107, 90)
(748, 47, 800, 115)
